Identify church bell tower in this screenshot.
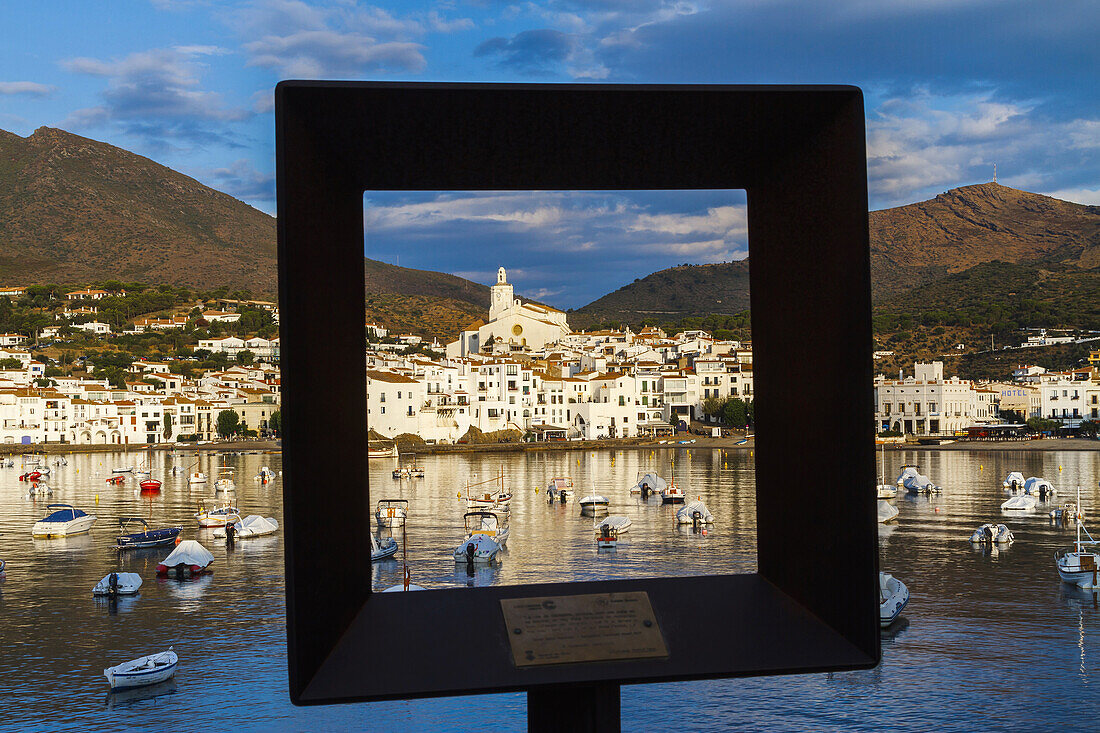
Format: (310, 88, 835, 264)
(489, 266, 513, 321)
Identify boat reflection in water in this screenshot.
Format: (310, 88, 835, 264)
(156, 573, 213, 612)
(105, 679, 178, 710)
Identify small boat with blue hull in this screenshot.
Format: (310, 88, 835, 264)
(115, 518, 182, 550)
(104, 648, 178, 690)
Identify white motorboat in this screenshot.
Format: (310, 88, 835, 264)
(213, 465, 236, 493)
(93, 572, 143, 596)
(453, 511, 508, 563)
(1056, 485, 1100, 589)
(26, 482, 52, 497)
(375, 499, 409, 528)
(257, 466, 276, 482)
(53, 456, 68, 466)
(879, 572, 909, 627)
(1001, 494, 1038, 511)
(631, 471, 669, 498)
(1023, 476, 1055, 500)
(32, 504, 97, 538)
(579, 494, 610, 516)
(33, 465, 51, 477)
(2, 457, 14, 467)
(113, 466, 133, 473)
(897, 465, 939, 495)
(213, 514, 278, 539)
(1051, 503, 1083, 525)
(156, 540, 214, 577)
(371, 533, 399, 561)
(104, 649, 178, 690)
(660, 483, 686, 504)
(969, 523, 1014, 544)
(877, 500, 899, 524)
(374, 530, 400, 559)
(195, 500, 238, 528)
(596, 523, 620, 549)
(188, 471, 207, 485)
(545, 476, 574, 503)
(1003, 471, 1025, 492)
(676, 500, 715, 525)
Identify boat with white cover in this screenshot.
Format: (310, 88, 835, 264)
(897, 465, 939, 495)
(257, 466, 276, 482)
(545, 476, 574, 503)
(1003, 472, 1025, 492)
(188, 471, 207, 485)
(879, 572, 909, 627)
(579, 493, 610, 516)
(1023, 476, 1055, 500)
(371, 533, 399, 561)
(156, 540, 214, 577)
(213, 514, 278, 539)
(596, 515, 632, 534)
(104, 649, 178, 690)
(453, 511, 508, 563)
(631, 471, 668, 498)
(1056, 485, 1100, 589)
(375, 498, 409, 528)
(969, 524, 1014, 544)
(113, 466, 133, 473)
(676, 500, 715, 525)
(32, 504, 97, 538)
(1001, 494, 1038, 511)
(93, 572, 143, 596)
(877, 500, 899, 523)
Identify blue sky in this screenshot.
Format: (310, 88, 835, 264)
(3, 1, 1099, 306)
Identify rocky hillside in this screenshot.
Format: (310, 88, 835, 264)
(0, 127, 278, 293)
(575, 183, 1100, 324)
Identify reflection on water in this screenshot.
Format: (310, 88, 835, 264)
(0, 447, 1098, 731)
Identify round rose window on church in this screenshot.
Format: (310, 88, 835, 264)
(512, 324, 523, 336)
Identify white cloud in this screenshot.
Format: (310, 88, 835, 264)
(60, 46, 250, 150)
(866, 90, 1100, 207)
(1045, 187, 1100, 206)
(0, 81, 56, 96)
(235, 0, 473, 78)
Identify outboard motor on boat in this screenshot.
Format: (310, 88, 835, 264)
(465, 541, 476, 568)
(640, 482, 650, 499)
(225, 522, 236, 548)
(108, 572, 119, 598)
(692, 510, 703, 532)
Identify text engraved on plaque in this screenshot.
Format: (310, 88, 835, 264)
(501, 591, 669, 667)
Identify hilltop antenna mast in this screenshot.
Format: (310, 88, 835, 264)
(993, 163, 997, 183)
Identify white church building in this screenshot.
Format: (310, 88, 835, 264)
(446, 267, 570, 357)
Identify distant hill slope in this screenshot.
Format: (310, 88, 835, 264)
(0, 126, 278, 293)
(575, 183, 1100, 324)
(363, 259, 489, 307)
(869, 182, 1100, 298)
(574, 260, 751, 327)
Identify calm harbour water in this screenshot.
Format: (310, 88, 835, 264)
(1, 446, 1099, 732)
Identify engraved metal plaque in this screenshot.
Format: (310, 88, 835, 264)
(501, 592, 669, 667)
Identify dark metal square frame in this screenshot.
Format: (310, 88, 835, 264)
(275, 82, 878, 706)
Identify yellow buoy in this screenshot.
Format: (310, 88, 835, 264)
(979, 465, 983, 470)
(95, 494, 99, 504)
(457, 492, 462, 498)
